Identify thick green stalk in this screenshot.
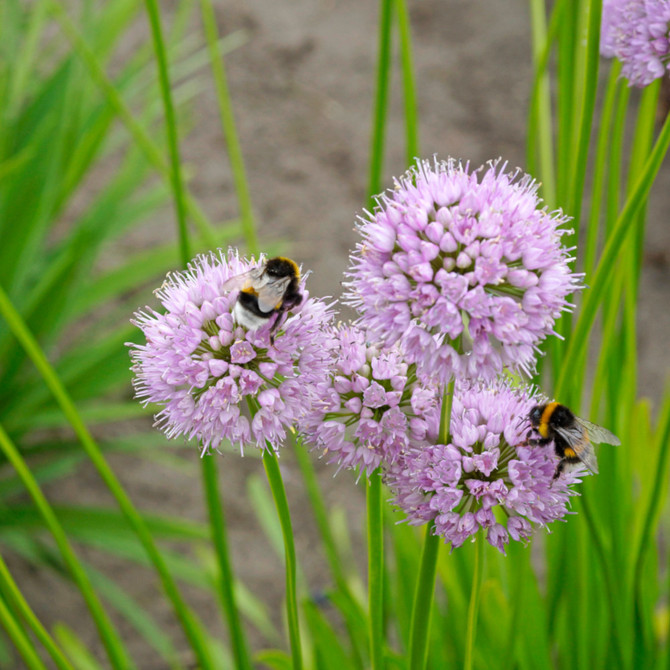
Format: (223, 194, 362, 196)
(367, 0, 394, 206)
(0, 285, 215, 670)
(0, 554, 75, 670)
(367, 470, 385, 670)
(0, 593, 47, 670)
(407, 379, 454, 670)
(395, 0, 419, 166)
(143, 0, 190, 263)
(0, 425, 130, 670)
(463, 533, 484, 670)
(407, 524, 439, 670)
(262, 448, 303, 670)
(201, 457, 253, 670)
(199, 0, 259, 255)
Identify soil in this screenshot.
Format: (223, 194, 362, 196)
(7, 0, 670, 667)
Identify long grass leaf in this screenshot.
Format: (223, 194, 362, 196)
(0, 425, 131, 669)
(199, 0, 259, 255)
(0, 284, 216, 669)
(0, 591, 48, 670)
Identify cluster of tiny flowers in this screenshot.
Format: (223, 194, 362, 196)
(601, 0, 670, 87)
(386, 383, 584, 554)
(130, 250, 334, 453)
(345, 158, 581, 387)
(301, 325, 440, 477)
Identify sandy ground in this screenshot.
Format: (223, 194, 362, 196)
(7, 0, 670, 667)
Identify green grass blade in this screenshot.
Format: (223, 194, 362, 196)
(53, 624, 105, 670)
(46, 0, 218, 246)
(556, 110, 670, 398)
(566, 0, 601, 223)
(0, 284, 216, 669)
(0, 425, 131, 669)
(199, 0, 259, 255)
(143, 0, 190, 265)
(0, 554, 75, 670)
(0, 590, 48, 670)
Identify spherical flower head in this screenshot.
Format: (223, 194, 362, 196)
(301, 325, 440, 478)
(601, 0, 670, 87)
(386, 382, 584, 554)
(130, 249, 335, 454)
(344, 158, 582, 387)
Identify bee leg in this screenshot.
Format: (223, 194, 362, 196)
(268, 308, 285, 346)
(553, 459, 566, 480)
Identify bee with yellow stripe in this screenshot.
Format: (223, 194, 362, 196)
(526, 402, 620, 479)
(222, 256, 303, 337)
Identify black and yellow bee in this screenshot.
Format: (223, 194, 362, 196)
(222, 256, 303, 336)
(525, 402, 620, 479)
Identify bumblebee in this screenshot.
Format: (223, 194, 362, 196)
(525, 402, 620, 479)
(222, 256, 303, 336)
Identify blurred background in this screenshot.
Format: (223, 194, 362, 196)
(2, 0, 669, 666)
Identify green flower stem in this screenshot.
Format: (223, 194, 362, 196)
(463, 533, 484, 670)
(143, 0, 190, 264)
(0, 590, 47, 670)
(407, 380, 454, 670)
(407, 523, 439, 670)
(0, 424, 130, 670)
(0, 285, 215, 670)
(262, 448, 303, 670)
(395, 0, 419, 166)
(555, 109, 670, 399)
(199, 0, 259, 256)
(367, 469, 385, 670)
(0, 554, 75, 670)
(367, 0, 394, 207)
(201, 456, 253, 670)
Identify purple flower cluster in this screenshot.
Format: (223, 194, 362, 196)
(130, 250, 334, 453)
(601, 0, 670, 87)
(302, 326, 440, 477)
(387, 383, 584, 554)
(345, 158, 581, 386)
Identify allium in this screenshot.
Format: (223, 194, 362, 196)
(601, 0, 670, 87)
(387, 382, 584, 554)
(130, 250, 335, 454)
(345, 158, 581, 386)
(301, 325, 440, 477)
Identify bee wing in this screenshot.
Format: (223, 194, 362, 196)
(221, 267, 265, 293)
(256, 276, 291, 312)
(553, 424, 599, 474)
(574, 417, 621, 445)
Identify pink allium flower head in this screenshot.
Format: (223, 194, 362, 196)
(130, 249, 335, 454)
(345, 158, 581, 387)
(386, 382, 584, 554)
(301, 325, 440, 477)
(601, 0, 670, 87)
